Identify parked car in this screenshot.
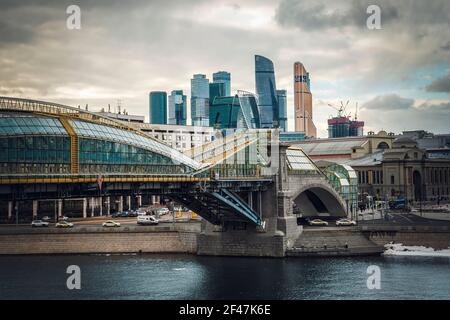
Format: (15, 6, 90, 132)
(41, 216, 51, 221)
(59, 216, 69, 221)
(31, 220, 49, 227)
(335, 218, 357, 226)
(137, 215, 159, 225)
(128, 210, 138, 217)
(102, 220, 121, 228)
(56, 221, 74, 228)
(308, 219, 329, 226)
(156, 208, 169, 216)
(111, 211, 129, 218)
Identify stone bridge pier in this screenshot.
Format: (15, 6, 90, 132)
(197, 145, 348, 257)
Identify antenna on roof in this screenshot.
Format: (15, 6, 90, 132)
(117, 100, 122, 114)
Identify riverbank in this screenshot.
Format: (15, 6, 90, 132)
(0, 222, 200, 255)
(1, 222, 449, 256)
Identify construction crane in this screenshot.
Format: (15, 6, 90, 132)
(327, 100, 350, 118)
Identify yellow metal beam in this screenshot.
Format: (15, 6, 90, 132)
(59, 117, 79, 174)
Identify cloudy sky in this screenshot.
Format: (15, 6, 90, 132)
(1, 0, 449, 137)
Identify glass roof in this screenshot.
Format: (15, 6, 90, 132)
(294, 139, 368, 155)
(0, 114, 67, 136)
(70, 119, 201, 169)
(286, 148, 318, 172)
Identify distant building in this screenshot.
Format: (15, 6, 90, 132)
(191, 74, 210, 127)
(279, 132, 306, 143)
(295, 131, 450, 202)
(95, 110, 145, 123)
(255, 55, 279, 129)
(149, 91, 167, 124)
(328, 117, 364, 138)
(209, 82, 226, 107)
(213, 71, 231, 96)
(128, 122, 215, 152)
(402, 130, 450, 159)
(294, 62, 316, 137)
(209, 91, 260, 130)
(168, 90, 187, 126)
(276, 89, 288, 132)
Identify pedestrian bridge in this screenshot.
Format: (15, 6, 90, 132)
(0, 97, 352, 231)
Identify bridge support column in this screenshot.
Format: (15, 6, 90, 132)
(257, 191, 262, 217)
(127, 195, 131, 210)
(8, 201, 13, 220)
(118, 196, 123, 213)
(247, 192, 253, 208)
(82, 198, 87, 218)
(32, 200, 38, 219)
(106, 197, 110, 216)
(57, 199, 63, 217)
(98, 197, 103, 216)
(137, 195, 142, 207)
(90, 197, 95, 217)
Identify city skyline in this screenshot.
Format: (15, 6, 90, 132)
(0, 0, 449, 137)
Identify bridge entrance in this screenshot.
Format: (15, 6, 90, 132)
(293, 187, 347, 217)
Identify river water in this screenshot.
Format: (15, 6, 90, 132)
(0, 254, 448, 300)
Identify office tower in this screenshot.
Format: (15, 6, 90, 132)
(294, 62, 316, 137)
(209, 91, 260, 130)
(213, 71, 231, 96)
(255, 55, 279, 129)
(191, 74, 210, 126)
(168, 90, 187, 125)
(209, 82, 226, 106)
(149, 91, 167, 124)
(277, 89, 288, 132)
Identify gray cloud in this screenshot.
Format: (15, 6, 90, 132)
(275, 0, 450, 31)
(426, 74, 450, 93)
(359, 95, 450, 134)
(275, 0, 399, 30)
(361, 94, 414, 111)
(0, 0, 449, 135)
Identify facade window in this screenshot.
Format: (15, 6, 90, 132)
(391, 175, 395, 185)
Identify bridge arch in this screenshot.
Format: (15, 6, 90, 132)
(291, 182, 347, 217)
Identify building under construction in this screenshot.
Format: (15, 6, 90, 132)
(327, 102, 364, 138)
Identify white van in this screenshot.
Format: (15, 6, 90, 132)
(137, 215, 159, 225)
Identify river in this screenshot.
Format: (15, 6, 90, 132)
(0, 254, 448, 299)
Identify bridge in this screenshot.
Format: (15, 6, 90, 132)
(0, 96, 355, 256)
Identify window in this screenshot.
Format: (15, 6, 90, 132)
(391, 175, 395, 185)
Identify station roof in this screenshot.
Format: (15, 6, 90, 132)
(294, 137, 368, 156)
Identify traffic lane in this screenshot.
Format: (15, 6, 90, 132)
(359, 213, 450, 226)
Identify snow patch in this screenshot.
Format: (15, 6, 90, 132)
(383, 243, 450, 257)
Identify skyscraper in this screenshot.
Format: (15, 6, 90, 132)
(213, 71, 231, 96)
(209, 82, 225, 107)
(294, 62, 316, 137)
(277, 89, 288, 132)
(209, 91, 260, 130)
(191, 74, 210, 126)
(149, 91, 167, 124)
(255, 55, 279, 129)
(168, 90, 187, 125)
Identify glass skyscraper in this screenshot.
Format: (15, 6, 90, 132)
(209, 82, 225, 106)
(213, 71, 231, 97)
(277, 89, 288, 132)
(255, 55, 279, 129)
(191, 74, 210, 126)
(168, 90, 187, 125)
(149, 91, 167, 124)
(209, 91, 260, 130)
